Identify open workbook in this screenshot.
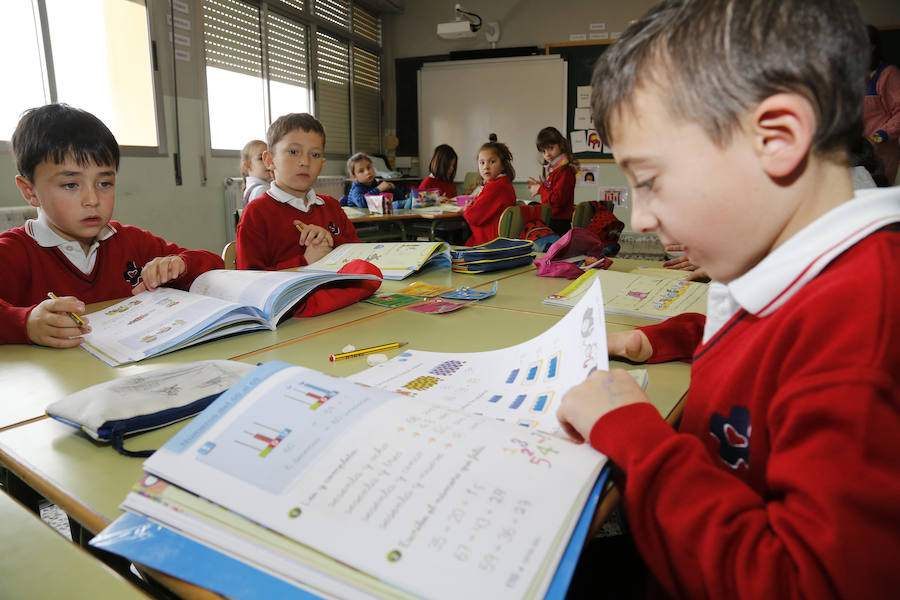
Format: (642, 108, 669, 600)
(309, 241, 450, 280)
(544, 268, 707, 319)
(92, 280, 614, 600)
(80, 268, 381, 367)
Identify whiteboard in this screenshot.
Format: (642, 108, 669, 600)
(418, 55, 567, 183)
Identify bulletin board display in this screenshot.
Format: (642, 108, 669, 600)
(546, 42, 614, 163)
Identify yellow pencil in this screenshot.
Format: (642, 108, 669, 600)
(329, 341, 407, 362)
(295, 223, 304, 233)
(47, 292, 86, 327)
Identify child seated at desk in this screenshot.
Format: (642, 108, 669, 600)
(344, 152, 396, 209)
(0, 104, 223, 348)
(462, 134, 516, 246)
(236, 113, 360, 270)
(239, 138, 272, 207)
(418, 144, 459, 202)
(557, 0, 900, 598)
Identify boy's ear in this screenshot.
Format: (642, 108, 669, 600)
(262, 150, 275, 171)
(15, 175, 41, 208)
(749, 93, 815, 179)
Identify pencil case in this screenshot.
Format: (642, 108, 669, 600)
(450, 238, 535, 273)
(46, 360, 255, 457)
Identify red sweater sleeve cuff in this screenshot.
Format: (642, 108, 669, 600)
(638, 312, 706, 363)
(0, 304, 36, 345)
(589, 402, 674, 469)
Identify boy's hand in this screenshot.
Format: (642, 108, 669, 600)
(557, 369, 648, 443)
(295, 221, 333, 248)
(608, 329, 652, 363)
(26, 296, 89, 348)
(132, 256, 187, 294)
(303, 241, 334, 265)
(377, 181, 394, 191)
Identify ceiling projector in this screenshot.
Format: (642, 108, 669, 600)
(437, 20, 477, 39)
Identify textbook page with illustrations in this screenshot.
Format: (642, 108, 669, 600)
(80, 269, 381, 367)
(309, 242, 450, 280)
(542, 268, 707, 319)
(132, 281, 611, 600)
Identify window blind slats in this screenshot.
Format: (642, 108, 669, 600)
(351, 5, 380, 46)
(314, 0, 350, 31)
(202, 0, 263, 77)
(315, 31, 349, 154)
(266, 12, 308, 87)
(352, 45, 379, 153)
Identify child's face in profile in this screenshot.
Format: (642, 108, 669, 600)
(478, 149, 503, 182)
(245, 144, 272, 180)
(608, 87, 773, 283)
(541, 143, 562, 164)
(353, 160, 376, 184)
(264, 129, 326, 197)
(15, 155, 116, 254)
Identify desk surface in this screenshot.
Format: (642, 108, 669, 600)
(0, 489, 150, 598)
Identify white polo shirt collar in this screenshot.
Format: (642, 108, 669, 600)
(25, 211, 116, 275)
(267, 181, 324, 212)
(703, 186, 900, 343)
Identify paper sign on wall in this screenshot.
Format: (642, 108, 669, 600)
(600, 187, 629, 207)
(576, 85, 592, 108)
(573, 107, 592, 130)
(570, 130, 588, 153)
(577, 165, 599, 185)
(586, 130, 603, 152)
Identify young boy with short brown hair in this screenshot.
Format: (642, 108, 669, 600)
(236, 113, 359, 270)
(558, 0, 900, 597)
(1, 104, 223, 347)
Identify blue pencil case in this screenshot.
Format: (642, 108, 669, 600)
(450, 237, 535, 273)
(46, 360, 255, 457)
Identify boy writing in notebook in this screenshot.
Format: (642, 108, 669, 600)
(558, 0, 900, 597)
(0, 104, 223, 348)
(236, 113, 359, 270)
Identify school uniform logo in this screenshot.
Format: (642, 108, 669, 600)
(327, 221, 340, 235)
(709, 406, 751, 469)
(123, 261, 142, 286)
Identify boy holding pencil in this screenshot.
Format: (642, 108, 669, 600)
(0, 104, 223, 347)
(558, 0, 900, 597)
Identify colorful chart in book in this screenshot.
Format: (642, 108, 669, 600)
(350, 281, 610, 435)
(605, 274, 706, 316)
(193, 375, 384, 495)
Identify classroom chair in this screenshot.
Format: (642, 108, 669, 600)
(462, 172, 481, 195)
(571, 200, 615, 229)
(497, 204, 552, 238)
(222, 241, 236, 269)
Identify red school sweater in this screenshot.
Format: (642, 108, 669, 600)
(0, 221, 223, 345)
(236, 193, 359, 271)
(418, 176, 458, 200)
(538, 164, 575, 220)
(589, 229, 900, 599)
(462, 176, 516, 246)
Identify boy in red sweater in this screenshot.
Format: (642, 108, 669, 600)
(236, 113, 359, 270)
(1, 104, 223, 348)
(558, 0, 900, 598)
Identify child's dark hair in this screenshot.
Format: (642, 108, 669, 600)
(428, 144, 458, 182)
(479, 133, 515, 180)
(536, 126, 577, 167)
(267, 113, 326, 150)
(866, 25, 884, 72)
(346, 152, 372, 176)
(590, 0, 868, 159)
(848, 135, 890, 187)
(11, 103, 120, 182)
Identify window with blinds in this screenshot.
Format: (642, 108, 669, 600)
(201, 0, 381, 153)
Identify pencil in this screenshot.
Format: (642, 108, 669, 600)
(295, 223, 304, 233)
(329, 341, 407, 362)
(47, 292, 86, 327)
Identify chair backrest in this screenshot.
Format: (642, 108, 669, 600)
(462, 172, 481, 195)
(571, 201, 595, 228)
(497, 204, 551, 238)
(222, 241, 237, 269)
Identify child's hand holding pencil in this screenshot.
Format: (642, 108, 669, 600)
(26, 293, 89, 348)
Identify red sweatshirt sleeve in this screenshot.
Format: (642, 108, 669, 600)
(116, 224, 224, 289)
(463, 179, 515, 226)
(638, 312, 706, 363)
(538, 166, 576, 220)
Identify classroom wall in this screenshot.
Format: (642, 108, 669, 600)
(1, 1, 898, 246)
(381, 0, 900, 226)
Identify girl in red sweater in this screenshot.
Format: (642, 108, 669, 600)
(417, 144, 458, 202)
(528, 126, 577, 236)
(463, 135, 517, 246)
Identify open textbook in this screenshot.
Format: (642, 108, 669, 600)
(543, 268, 707, 319)
(94, 280, 613, 599)
(80, 269, 381, 367)
(309, 241, 450, 280)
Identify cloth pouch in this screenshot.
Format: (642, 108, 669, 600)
(534, 228, 614, 279)
(46, 360, 255, 457)
(450, 237, 535, 273)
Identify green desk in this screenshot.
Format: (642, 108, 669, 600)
(0, 489, 150, 599)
